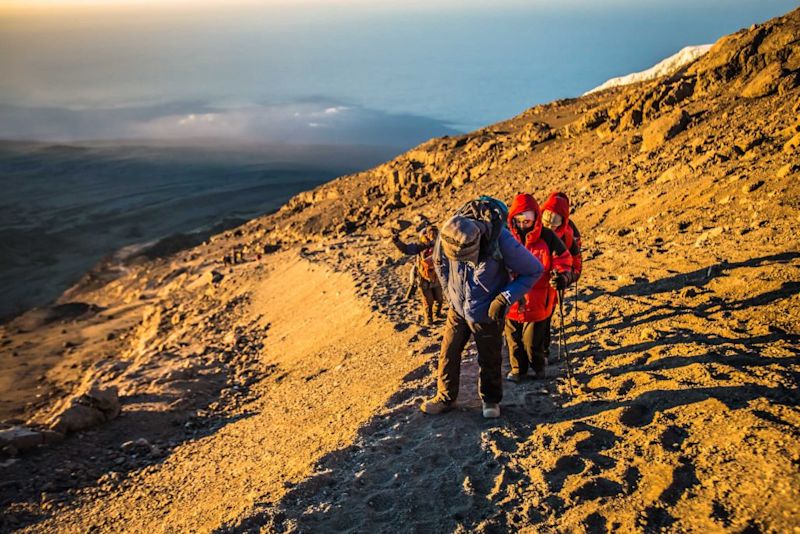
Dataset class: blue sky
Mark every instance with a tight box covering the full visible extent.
[0,0,796,144]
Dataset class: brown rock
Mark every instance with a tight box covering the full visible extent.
[741,180,765,193]
[657,163,693,184]
[784,133,800,153]
[776,163,799,178]
[46,385,121,435]
[741,62,786,98]
[641,109,690,151]
[0,427,44,451]
[47,404,107,435]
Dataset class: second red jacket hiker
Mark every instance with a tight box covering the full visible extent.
[541,191,583,282]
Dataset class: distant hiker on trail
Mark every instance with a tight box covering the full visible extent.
[420,197,543,419]
[541,191,583,286]
[504,193,574,382]
[391,225,444,325]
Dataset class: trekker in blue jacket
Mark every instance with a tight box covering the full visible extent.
[420,207,543,418]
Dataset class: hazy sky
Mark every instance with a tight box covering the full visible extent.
[0,0,796,144]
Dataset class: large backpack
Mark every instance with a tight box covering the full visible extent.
[417,247,437,282]
[455,195,508,261]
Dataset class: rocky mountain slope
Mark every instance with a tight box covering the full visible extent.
[1,7,799,534]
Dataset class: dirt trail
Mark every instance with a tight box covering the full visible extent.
[12,252,432,532]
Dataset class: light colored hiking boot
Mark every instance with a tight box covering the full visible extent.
[482,402,501,419]
[505,372,522,383]
[420,397,453,415]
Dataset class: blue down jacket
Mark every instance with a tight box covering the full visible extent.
[433,226,543,323]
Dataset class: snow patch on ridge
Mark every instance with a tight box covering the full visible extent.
[585,44,713,95]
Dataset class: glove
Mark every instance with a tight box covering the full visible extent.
[488,293,510,322]
[549,272,568,290]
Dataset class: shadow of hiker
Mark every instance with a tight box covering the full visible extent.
[576,329,800,379]
[572,277,800,338]
[611,251,800,298]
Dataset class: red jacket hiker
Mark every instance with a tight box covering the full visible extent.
[541,191,583,281]
[506,193,573,323]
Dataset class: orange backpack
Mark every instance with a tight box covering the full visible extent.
[417,248,437,282]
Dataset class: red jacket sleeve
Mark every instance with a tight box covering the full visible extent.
[552,248,573,274]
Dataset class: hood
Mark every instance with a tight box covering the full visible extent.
[541,191,570,235]
[507,193,542,244]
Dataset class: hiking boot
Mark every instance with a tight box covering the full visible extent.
[505,372,523,383]
[420,397,453,415]
[482,402,501,419]
[533,369,547,380]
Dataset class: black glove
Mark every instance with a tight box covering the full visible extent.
[549,272,568,290]
[488,293,510,322]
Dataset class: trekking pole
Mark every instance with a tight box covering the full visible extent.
[557,288,575,396]
[574,277,578,325]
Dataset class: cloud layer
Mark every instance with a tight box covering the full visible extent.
[0,100,461,147]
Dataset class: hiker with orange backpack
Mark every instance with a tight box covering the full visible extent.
[504,193,574,381]
[391,225,444,325]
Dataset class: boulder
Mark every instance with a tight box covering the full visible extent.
[694,227,725,247]
[641,109,690,151]
[0,426,44,451]
[776,163,799,178]
[741,62,785,98]
[784,133,800,153]
[519,122,554,145]
[741,180,765,193]
[46,385,121,435]
[656,163,693,184]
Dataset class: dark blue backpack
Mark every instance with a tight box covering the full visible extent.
[455,195,508,262]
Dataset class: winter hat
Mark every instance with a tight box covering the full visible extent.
[440,215,482,265]
[419,225,438,244]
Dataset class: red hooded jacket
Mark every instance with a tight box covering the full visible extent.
[541,191,583,279]
[506,193,573,323]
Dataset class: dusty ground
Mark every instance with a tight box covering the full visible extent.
[1,7,799,534]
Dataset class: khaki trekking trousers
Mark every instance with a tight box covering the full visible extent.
[420,282,443,322]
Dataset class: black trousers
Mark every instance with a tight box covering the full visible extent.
[435,309,503,404]
[504,316,551,375]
